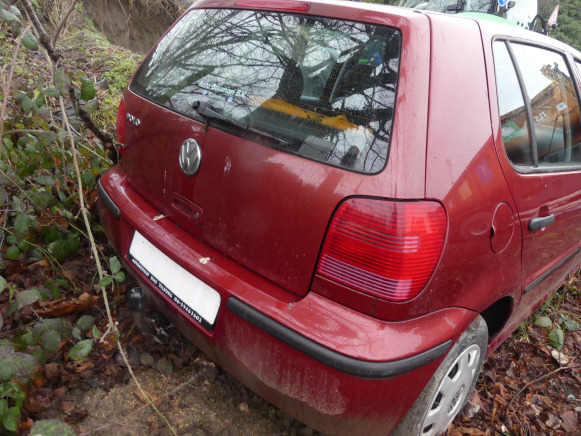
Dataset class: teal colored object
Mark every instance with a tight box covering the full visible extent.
[458,12,519,26]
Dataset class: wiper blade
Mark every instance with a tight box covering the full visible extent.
[192,100,287,145]
[193,100,246,129]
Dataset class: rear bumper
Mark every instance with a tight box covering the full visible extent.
[97,165,478,436]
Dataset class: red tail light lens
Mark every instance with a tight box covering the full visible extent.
[317,198,446,302]
[116,97,126,145]
[234,0,310,11]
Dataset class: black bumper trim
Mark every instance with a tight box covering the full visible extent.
[97,178,121,220]
[227,297,452,379]
[524,247,579,294]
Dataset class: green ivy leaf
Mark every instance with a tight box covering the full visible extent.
[79,76,96,101]
[2,406,19,432]
[114,271,125,283]
[41,330,61,353]
[38,131,57,146]
[13,213,32,241]
[98,275,114,287]
[9,6,22,21]
[0,382,26,408]
[21,95,36,114]
[43,87,61,97]
[0,8,18,23]
[562,317,579,332]
[0,362,14,381]
[72,327,81,341]
[77,315,96,332]
[35,175,56,186]
[20,329,41,346]
[0,276,6,293]
[534,316,553,328]
[54,68,67,95]
[21,30,39,51]
[15,288,41,309]
[36,91,46,107]
[81,171,95,189]
[109,256,122,274]
[34,318,72,337]
[5,245,19,260]
[549,327,565,350]
[92,325,101,339]
[29,348,48,366]
[30,419,76,436]
[68,339,92,361]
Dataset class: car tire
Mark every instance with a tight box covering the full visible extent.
[391,315,488,436]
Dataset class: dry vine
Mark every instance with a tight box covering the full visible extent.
[17,1,177,434]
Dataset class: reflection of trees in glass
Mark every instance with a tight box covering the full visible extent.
[131,9,401,174]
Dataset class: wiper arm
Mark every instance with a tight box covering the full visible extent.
[193,100,247,129]
[192,100,287,145]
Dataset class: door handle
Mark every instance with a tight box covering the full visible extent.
[529,214,555,231]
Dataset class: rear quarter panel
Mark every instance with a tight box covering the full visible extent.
[379,14,523,321]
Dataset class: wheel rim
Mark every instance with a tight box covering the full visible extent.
[419,344,481,436]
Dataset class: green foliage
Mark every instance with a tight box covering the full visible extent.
[540,0,581,51]
[534,301,579,350]
[68,339,92,360]
[98,256,125,286]
[0,2,133,432]
[0,3,39,51]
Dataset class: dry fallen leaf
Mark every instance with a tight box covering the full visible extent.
[560,410,579,432]
[36,292,98,316]
[551,349,570,366]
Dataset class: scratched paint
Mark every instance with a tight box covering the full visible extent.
[224,156,232,175]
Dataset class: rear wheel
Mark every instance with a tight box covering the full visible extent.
[392,315,488,436]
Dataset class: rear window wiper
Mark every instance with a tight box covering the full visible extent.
[192,100,288,146]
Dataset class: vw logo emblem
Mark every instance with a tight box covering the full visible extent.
[179,139,202,177]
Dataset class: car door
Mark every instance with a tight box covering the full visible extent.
[492,40,581,313]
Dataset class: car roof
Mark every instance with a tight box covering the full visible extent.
[188,0,580,58]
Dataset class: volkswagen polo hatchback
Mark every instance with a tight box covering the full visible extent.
[97,1,581,434]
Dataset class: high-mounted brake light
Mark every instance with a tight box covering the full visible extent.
[317,198,446,302]
[234,0,310,11]
[116,97,126,146]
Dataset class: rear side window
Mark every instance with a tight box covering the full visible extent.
[493,41,532,165]
[130,9,402,174]
[493,41,581,168]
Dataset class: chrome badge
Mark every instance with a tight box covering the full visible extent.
[179,139,202,177]
[126,112,141,127]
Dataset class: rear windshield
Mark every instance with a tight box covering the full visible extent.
[130,9,401,174]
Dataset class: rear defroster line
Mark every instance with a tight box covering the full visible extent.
[227,297,452,379]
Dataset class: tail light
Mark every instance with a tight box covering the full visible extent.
[316,198,446,302]
[234,0,310,11]
[116,97,126,146]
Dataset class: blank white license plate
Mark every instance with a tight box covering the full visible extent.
[129,231,221,329]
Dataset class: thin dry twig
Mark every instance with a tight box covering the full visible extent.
[19,3,176,434]
[505,362,581,415]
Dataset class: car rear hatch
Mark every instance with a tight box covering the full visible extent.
[119,3,426,296]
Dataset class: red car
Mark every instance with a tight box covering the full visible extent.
[97,1,581,434]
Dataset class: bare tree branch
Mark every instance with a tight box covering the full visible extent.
[21,0,117,161]
[51,0,79,47]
